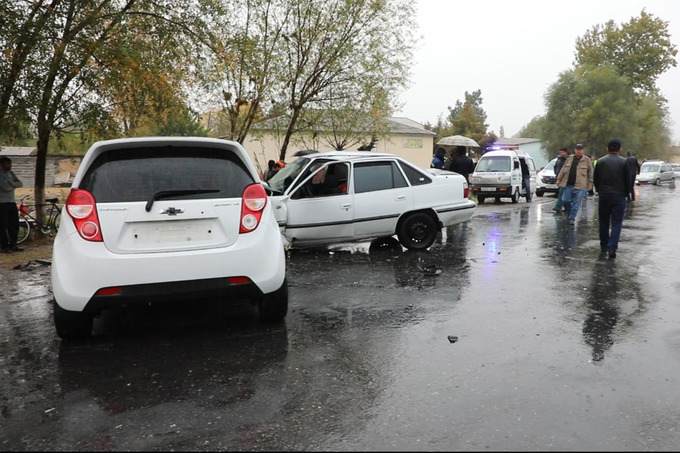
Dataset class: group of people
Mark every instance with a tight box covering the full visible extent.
[431,146,475,182]
[263,159,286,181]
[432,139,637,260]
[0,156,24,253]
[552,140,636,259]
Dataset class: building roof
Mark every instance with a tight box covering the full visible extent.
[0,146,37,156]
[387,117,435,136]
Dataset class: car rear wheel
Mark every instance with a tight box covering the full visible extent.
[536,189,544,197]
[397,212,437,250]
[655,178,660,185]
[258,279,288,322]
[53,301,93,339]
[477,196,485,204]
[511,188,520,203]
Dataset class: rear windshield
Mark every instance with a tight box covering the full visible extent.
[476,156,511,172]
[79,146,254,203]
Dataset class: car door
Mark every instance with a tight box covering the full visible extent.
[275,161,354,246]
[351,159,413,238]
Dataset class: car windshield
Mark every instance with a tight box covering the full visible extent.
[267,157,314,193]
[476,156,511,172]
[641,165,660,173]
[543,159,556,171]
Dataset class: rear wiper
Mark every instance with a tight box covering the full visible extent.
[145,189,220,212]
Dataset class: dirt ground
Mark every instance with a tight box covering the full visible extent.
[1,187,70,270]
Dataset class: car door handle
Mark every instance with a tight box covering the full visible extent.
[395,195,406,201]
[341,203,352,210]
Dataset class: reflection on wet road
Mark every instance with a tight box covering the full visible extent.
[2,183,680,450]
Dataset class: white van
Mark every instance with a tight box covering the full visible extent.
[469,150,536,204]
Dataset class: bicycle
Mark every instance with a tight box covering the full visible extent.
[17,195,62,244]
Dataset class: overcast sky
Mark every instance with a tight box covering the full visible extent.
[394,0,680,145]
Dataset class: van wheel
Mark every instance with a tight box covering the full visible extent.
[53,301,93,339]
[258,279,288,322]
[654,178,660,185]
[511,188,520,203]
[477,196,485,204]
[397,212,437,250]
[536,189,544,197]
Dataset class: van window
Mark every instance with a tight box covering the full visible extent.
[476,156,511,172]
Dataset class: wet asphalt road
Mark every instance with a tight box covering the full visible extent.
[2,183,680,451]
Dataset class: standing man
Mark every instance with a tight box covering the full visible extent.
[556,143,593,226]
[448,146,475,183]
[431,147,446,169]
[519,157,532,202]
[594,139,630,259]
[625,151,640,201]
[0,156,24,253]
[552,147,569,213]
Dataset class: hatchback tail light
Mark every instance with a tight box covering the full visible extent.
[240,183,267,233]
[66,189,103,242]
[464,181,469,199]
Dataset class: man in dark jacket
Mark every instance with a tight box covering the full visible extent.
[625,151,640,201]
[448,146,475,183]
[593,139,630,259]
[552,148,569,213]
[431,147,446,169]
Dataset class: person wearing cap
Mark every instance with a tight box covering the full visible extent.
[593,139,630,259]
[555,143,594,225]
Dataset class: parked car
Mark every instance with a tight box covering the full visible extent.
[51,137,288,339]
[265,151,476,250]
[535,158,558,197]
[671,163,680,179]
[469,150,537,203]
[635,160,675,185]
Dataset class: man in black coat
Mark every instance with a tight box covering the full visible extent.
[625,151,640,201]
[594,139,630,259]
[448,146,475,183]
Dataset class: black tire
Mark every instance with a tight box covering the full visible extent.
[17,217,30,244]
[477,196,485,204]
[511,188,520,204]
[53,301,93,339]
[536,189,544,197]
[51,211,61,234]
[655,178,660,186]
[397,212,437,250]
[258,278,288,322]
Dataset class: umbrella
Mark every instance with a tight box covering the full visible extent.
[437,135,480,148]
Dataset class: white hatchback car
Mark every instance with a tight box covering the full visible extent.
[51,137,287,338]
[266,151,476,250]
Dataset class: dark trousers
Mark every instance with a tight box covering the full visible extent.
[597,193,626,253]
[0,202,20,248]
[628,176,637,200]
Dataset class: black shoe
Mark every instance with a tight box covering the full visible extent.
[601,247,607,253]
[1,247,11,253]
[608,252,616,259]
[9,246,23,252]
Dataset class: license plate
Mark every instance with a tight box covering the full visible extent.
[481,187,496,191]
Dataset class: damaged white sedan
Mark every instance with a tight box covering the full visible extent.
[266,151,476,250]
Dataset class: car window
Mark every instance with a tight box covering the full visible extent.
[641,165,660,173]
[79,146,253,203]
[476,156,511,172]
[291,162,350,199]
[354,161,408,193]
[399,161,432,186]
